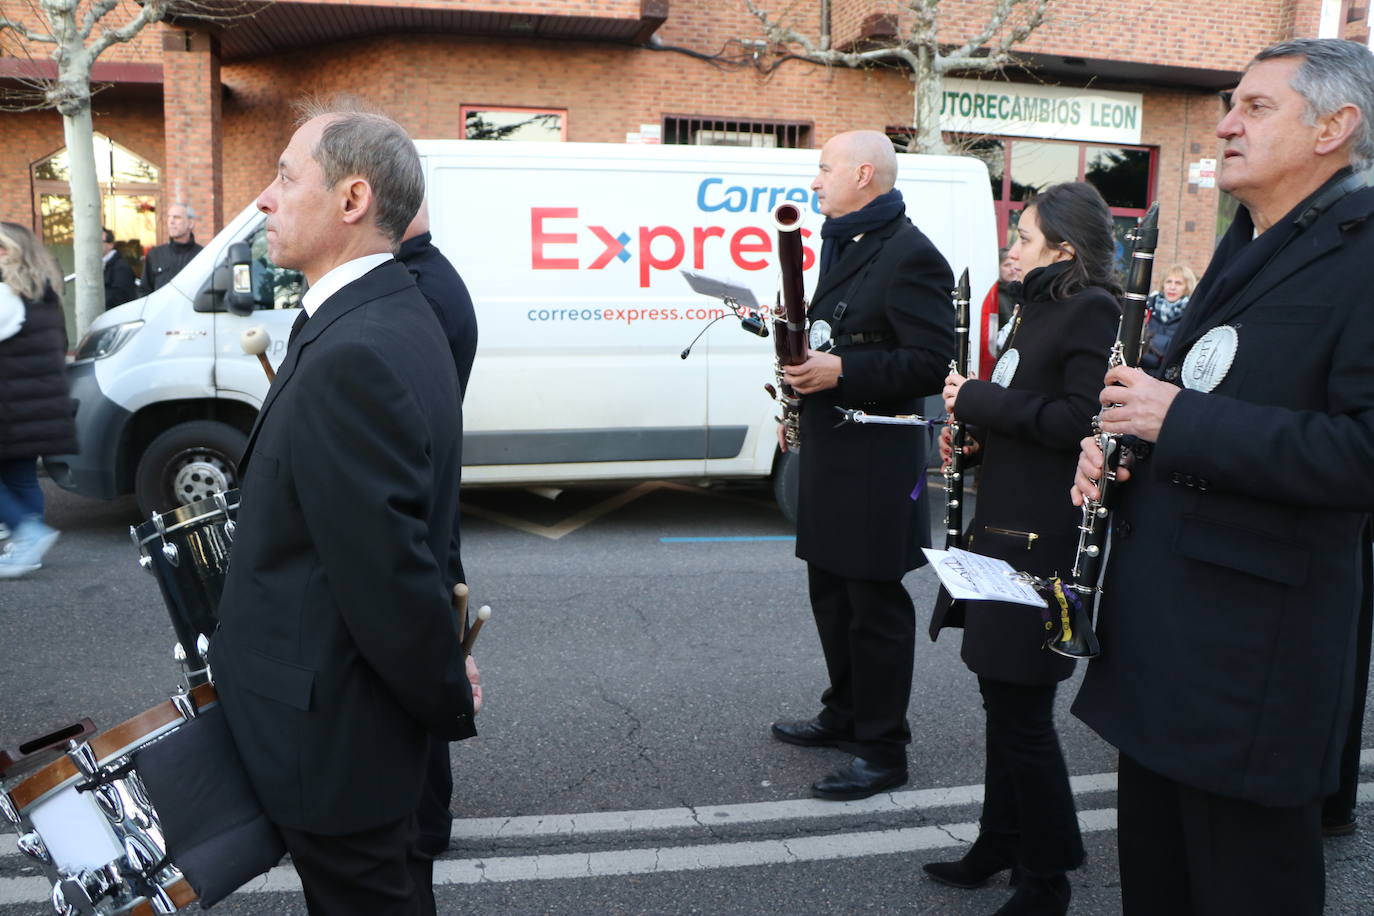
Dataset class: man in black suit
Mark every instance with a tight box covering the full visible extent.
[101,228,137,309]
[211,103,480,915]
[1071,38,1374,915]
[397,199,479,874]
[770,130,955,800]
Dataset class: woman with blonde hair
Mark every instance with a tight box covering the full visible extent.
[0,221,76,577]
[1140,263,1197,371]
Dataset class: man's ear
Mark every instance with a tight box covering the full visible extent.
[339,177,374,226]
[1315,104,1362,157]
[855,162,875,190]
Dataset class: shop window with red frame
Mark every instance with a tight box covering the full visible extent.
[459,106,566,141]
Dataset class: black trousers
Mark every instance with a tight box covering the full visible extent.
[1117,753,1324,916]
[977,677,1083,875]
[808,563,915,768]
[417,735,454,856]
[281,814,437,916]
[1324,528,1372,826]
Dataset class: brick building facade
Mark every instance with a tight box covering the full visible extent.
[1,0,1371,285]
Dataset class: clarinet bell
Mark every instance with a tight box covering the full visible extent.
[1045,597,1101,659]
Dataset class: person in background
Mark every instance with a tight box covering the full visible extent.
[926,182,1121,916]
[0,221,77,578]
[397,198,480,879]
[1139,263,1196,372]
[102,227,138,309]
[141,202,203,292]
[977,248,1018,379]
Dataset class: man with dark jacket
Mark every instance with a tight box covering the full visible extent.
[1072,38,1374,915]
[397,198,479,876]
[211,104,480,915]
[769,130,955,800]
[101,228,137,309]
[141,202,202,292]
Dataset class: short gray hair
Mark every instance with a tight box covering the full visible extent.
[169,202,196,221]
[294,97,424,245]
[1254,38,1374,171]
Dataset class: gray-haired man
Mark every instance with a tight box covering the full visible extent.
[1071,38,1374,915]
[141,202,202,291]
[211,104,481,915]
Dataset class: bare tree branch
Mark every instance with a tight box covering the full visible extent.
[89,0,170,57]
[0,16,58,43]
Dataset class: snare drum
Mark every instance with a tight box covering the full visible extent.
[2,686,216,915]
[131,491,240,667]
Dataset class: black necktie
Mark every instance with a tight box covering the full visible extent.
[287,309,309,346]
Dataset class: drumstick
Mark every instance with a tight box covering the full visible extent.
[461,606,491,655]
[451,582,469,621]
[240,325,276,382]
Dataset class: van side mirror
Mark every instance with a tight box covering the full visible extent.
[223,241,255,316]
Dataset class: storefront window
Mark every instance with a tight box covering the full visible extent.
[958,135,1156,276]
[460,107,566,141]
[1086,147,1151,210]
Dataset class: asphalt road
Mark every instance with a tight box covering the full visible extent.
[0,478,1370,915]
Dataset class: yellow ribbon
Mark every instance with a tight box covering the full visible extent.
[1052,578,1072,643]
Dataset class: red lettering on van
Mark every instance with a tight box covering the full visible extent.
[531,207,579,269]
[639,226,684,287]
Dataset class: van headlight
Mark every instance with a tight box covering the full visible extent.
[74,320,144,362]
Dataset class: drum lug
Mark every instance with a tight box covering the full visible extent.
[66,740,99,779]
[214,491,236,541]
[171,691,199,720]
[0,790,18,825]
[148,884,178,915]
[49,881,79,916]
[160,541,179,567]
[94,783,125,824]
[17,830,51,866]
[122,834,160,876]
[138,554,154,572]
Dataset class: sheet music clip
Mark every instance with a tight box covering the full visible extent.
[680,270,767,338]
[833,407,930,427]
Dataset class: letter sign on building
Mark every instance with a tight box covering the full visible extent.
[940,78,1143,146]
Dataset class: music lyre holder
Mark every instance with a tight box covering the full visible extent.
[679,270,768,339]
[833,407,931,427]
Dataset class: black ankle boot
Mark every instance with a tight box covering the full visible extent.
[990,872,1070,916]
[922,832,1019,890]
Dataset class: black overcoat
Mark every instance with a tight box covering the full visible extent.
[795,213,955,581]
[1073,178,1374,807]
[211,260,474,835]
[0,283,77,459]
[931,264,1120,684]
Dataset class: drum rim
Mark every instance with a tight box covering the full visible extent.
[6,683,217,812]
[133,490,241,545]
[114,875,199,915]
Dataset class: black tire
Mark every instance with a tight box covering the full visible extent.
[771,448,800,527]
[135,420,248,517]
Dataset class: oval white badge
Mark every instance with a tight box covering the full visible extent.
[1181,325,1238,392]
[809,319,833,351]
[991,348,1020,388]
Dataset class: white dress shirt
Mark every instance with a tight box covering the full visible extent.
[300,252,393,317]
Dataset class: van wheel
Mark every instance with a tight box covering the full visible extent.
[135,420,248,517]
[771,448,799,526]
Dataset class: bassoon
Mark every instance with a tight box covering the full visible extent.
[767,202,809,449]
[1048,202,1160,659]
[943,269,971,549]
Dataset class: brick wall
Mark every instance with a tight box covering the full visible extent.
[0,0,165,66]
[161,27,223,232]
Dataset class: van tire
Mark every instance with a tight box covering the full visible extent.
[771,448,799,526]
[135,420,248,517]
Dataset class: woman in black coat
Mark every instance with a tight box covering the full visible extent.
[0,221,76,578]
[923,183,1121,916]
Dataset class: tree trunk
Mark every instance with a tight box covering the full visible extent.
[911,47,947,155]
[63,102,103,338]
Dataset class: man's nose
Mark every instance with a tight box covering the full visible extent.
[1216,109,1240,138]
[256,187,275,213]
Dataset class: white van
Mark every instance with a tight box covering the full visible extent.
[46,142,996,518]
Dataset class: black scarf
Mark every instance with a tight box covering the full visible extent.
[1167,167,1362,361]
[1016,259,1075,305]
[819,189,905,278]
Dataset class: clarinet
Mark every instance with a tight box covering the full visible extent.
[1049,202,1160,659]
[767,202,809,449]
[943,268,971,549]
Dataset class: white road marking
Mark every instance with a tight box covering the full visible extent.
[0,772,1367,905]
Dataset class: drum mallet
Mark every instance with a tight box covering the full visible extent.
[240,325,275,382]
[452,582,492,653]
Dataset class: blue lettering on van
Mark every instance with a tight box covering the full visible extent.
[697,178,820,214]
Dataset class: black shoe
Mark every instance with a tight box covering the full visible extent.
[770,717,848,748]
[922,832,1020,889]
[811,757,907,801]
[991,873,1070,916]
[1323,815,1358,837]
